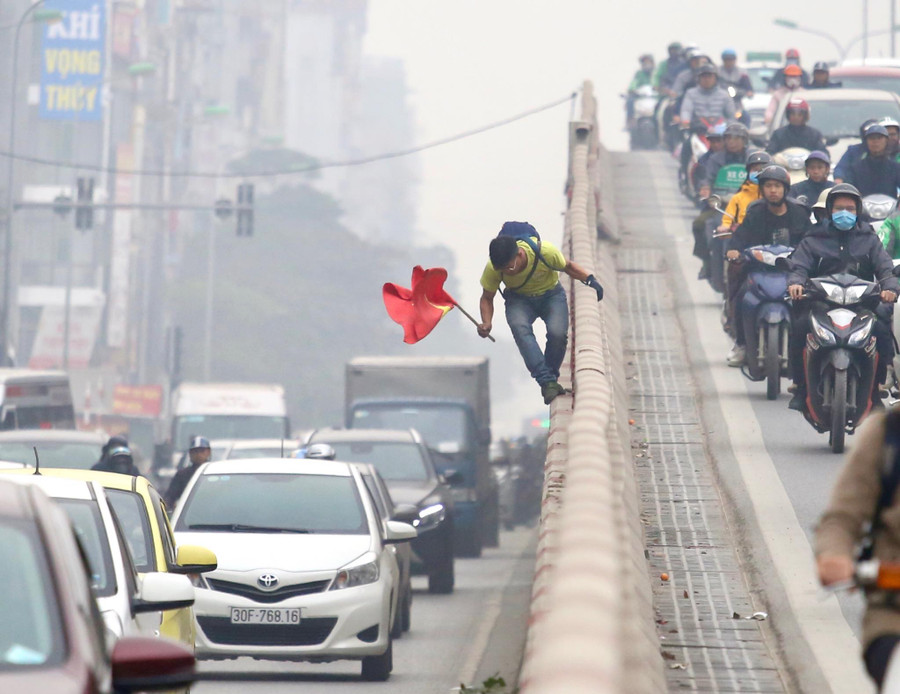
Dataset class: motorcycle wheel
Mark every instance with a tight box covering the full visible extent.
[830,370,847,454]
[765,324,781,400]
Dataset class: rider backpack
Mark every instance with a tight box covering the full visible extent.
[859,409,900,562]
[497,221,555,295]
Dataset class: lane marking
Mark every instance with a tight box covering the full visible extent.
[645,154,873,693]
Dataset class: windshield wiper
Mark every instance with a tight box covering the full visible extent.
[187,523,311,534]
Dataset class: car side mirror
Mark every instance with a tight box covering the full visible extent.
[392,503,419,524]
[442,469,465,486]
[132,572,194,614]
[111,636,196,692]
[171,545,217,574]
[384,520,417,543]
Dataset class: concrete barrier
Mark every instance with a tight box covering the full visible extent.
[519,81,663,694]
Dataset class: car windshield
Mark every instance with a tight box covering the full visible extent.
[794,98,900,137]
[835,74,900,94]
[57,499,117,597]
[0,441,100,468]
[324,442,429,481]
[173,415,287,444]
[350,405,468,453]
[176,473,368,534]
[746,66,777,93]
[0,520,64,669]
[106,489,156,573]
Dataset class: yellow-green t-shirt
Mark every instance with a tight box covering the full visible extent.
[480,239,567,297]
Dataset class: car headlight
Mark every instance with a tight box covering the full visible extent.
[810,314,837,345]
[414,503,446,531]
[848,318,875,347]
[330,553,380,590]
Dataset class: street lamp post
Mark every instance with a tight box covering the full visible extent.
[774,17,900,62]
[3,1,63,365]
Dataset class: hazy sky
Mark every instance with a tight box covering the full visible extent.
[364,0,893,308]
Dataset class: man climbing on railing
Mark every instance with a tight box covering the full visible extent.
[476,221,603,405]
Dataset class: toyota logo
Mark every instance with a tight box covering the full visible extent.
[257,573,279,589]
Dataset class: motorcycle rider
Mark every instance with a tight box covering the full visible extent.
[769,48,810,90]
[882,116,900,158]
[679,65,736,185]
[165,436,212,507]
[808,61,841,89]
[765,64,805,124]
[765,98,827,154]
[719,151,773,230]
[718,48,753,123]
[788,151,833,207]
[843,124,900,198]
[671,50,710,102]
[725,166,811,365]
[626,54,656,126]
[815,406,900,689]
[691,124,727,277]
[834,118,881,182]
[698,122,753,201]
[786,183,899,410]
[92,445,140,476]
[654,41,686,95]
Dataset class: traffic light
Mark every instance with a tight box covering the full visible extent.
[75,177,94,230]
[236,183,254,236]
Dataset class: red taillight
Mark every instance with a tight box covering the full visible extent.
[877,563,900,590]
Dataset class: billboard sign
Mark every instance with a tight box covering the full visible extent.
[40,0,106,121]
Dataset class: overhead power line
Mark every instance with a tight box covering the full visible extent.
[0,91,578,179]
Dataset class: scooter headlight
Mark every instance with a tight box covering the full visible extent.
[819,281,844,303]
[809,314,837,345]
[843,285,868,304]
[848,317,875,347]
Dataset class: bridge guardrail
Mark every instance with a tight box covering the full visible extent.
[519,80,663,694]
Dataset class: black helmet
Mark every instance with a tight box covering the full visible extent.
[859,118,880,139]
[813,61,830,72]
[825,183,862,216]
[745,151,773,170]
[724,122,749,141]
[697,63,718,77]
[757,165,791,194]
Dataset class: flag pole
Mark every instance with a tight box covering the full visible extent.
[453,302,496,342]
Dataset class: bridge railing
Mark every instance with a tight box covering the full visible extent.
[519,80,663,694]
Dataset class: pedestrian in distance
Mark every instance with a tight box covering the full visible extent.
[164,435,212,508]
[477,221,603,405]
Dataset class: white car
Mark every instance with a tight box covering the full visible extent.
[171,459,416,681]
[0,474,194,644]
[765,88,900,165]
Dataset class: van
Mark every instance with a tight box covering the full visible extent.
[0,369,76,430]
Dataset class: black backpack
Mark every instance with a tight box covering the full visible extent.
[497,222,556,295]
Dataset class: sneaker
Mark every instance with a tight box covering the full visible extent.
[726,344,746,367]
[541,381,566,405]
[788,390,806,411]
[787,383,798,394]
[697,264,709,280]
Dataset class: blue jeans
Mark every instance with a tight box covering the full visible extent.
[504,284,569,386]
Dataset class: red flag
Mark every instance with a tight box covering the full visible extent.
[383,266,456,344]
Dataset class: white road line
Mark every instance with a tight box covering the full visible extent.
[646,155,873,694]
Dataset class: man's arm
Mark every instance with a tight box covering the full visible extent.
[477,289,495,338]
[563,260,604,300]
[679,88,694,124]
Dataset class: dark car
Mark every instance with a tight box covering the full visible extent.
[0,478,196,693]
[306,428,457,594]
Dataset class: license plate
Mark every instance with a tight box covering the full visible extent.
[230,607,301,625]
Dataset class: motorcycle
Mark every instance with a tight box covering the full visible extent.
[772,147,811,186]
[703,165,747,295]
[866,194,898,238]
[739,244,793,399]
[626,85,660,150]
[678,117,723,199]
[799,273,882,453]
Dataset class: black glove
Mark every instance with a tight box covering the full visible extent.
[583,274,604,301]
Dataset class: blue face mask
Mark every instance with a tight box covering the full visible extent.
[832,210,857,230]
[748,171,759,184]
